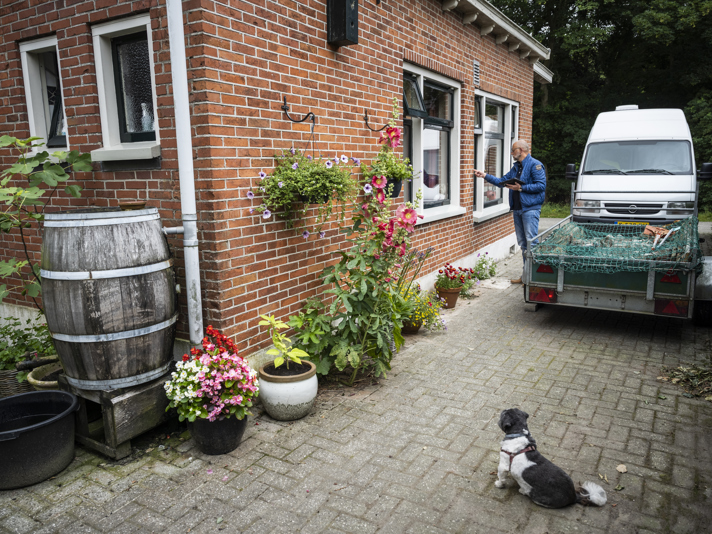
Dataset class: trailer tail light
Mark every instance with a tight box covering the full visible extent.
[536,264,554,274]
[529,286,557,303]
[660,271,681,284]
[654,299,689,317]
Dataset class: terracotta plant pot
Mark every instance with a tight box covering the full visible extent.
[401,321,422,335]
[258,360,318,421]
[436,286,461,309]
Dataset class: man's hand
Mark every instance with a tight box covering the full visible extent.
[505,184,522,191]
[474,169,486,178]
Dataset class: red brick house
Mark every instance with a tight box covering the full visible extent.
[0,0,552,356]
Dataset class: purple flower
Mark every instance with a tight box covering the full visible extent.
[307,155,312,160]
[278,181,284,188]
[263,209,271,219]
[292,162,298,170]
[340,155,348,163]
[247,191,254,199]
[302,230,310,239]
[319,231,325,238]
[258,171,267,179]
[260,187,265,192]
[249,208,254,214]
[290,147,296,155]
[363,184,373,194]
[325,160,333,169]
[334,156,339,163]
[352,157,360,166]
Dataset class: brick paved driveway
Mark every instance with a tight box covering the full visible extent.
[2,255,712,534]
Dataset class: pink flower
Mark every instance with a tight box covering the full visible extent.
[396,205,418,230]
[397,242,406,256]
[375,189,386,204]
[372,175,388,189]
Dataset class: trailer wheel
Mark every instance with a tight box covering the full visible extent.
[694,300,712,326]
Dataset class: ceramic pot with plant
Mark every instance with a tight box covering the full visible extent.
[164,326,258,455]
[361,98,414,199]
[435,264,478,309]
[258,314,317,421]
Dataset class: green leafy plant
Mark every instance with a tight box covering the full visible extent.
[399,284,446,332]
[288,179,424,385]
[361,98,414,187]
[0,316,55,382]
[248,148,358,236]
[0,136,91,309]
[259,314,309,369]
[472,252,497,280]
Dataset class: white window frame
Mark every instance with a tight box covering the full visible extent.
[404,63,466,225]
[19,36,69,151]
[473,90,519,223]
[91,14,160,162]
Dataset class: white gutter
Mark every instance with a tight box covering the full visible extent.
[533,62,554,84]
[166,0,204,346]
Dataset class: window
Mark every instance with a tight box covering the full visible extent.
[91,15,160,162]
[403,65,463,222]
[19,37,67,149]
[473,91,519,221]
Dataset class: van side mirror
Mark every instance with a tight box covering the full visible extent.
[565,164,578,180]
[700,162,712,181]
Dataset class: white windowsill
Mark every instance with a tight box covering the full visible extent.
[91,141,161,162]
[473,203,511,223]
[417,204,467,225]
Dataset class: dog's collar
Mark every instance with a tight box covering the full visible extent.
[504,432,528,439]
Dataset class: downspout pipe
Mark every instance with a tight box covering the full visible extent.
[166,0,204,346]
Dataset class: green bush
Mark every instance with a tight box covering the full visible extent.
[0,316,55,381]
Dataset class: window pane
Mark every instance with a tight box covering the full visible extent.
[423,128,449,207]
[403,122,412,202]
[474,97,482,130]
[403,77,425,116]
[511,106,517,138]
[484,138,503,205]
[39,51,65,142]
[115,34,154,135]
[485,103,503,133]
[423,84,451,121]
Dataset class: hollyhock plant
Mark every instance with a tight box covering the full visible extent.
[164,326,259,423]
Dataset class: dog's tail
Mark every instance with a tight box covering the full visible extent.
[576,481,607,506]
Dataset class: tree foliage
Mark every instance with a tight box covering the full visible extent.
[490,0,712,206]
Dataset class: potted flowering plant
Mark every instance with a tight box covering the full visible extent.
[435,264,478,308]
[399,284,447,335]
[257,314,317,421]
[248,148,358,237]
[164,326,258,455]
[361,98,414,198]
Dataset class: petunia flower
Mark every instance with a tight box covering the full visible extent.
[302,230,310,239]
[258,171,267,179]
[263,209,271,219]
[290,147,296,155]
[249,208,254,214]
[319,231,326,238]
[292,162,298,170]
[340,155,348,163]
[278,181,284,188]
[325,160,333,169]
[247,191,255,199]
[352,157,360,166]
[363,184,373,194]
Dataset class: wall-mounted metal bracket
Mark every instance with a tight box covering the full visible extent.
[363,108,388,132]
[282,97,316,126]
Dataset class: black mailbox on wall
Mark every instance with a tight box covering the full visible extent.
[327,0,359,47]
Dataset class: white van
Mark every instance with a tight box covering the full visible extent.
[567,106,705,224]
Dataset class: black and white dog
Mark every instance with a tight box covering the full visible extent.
[495,408,607,508]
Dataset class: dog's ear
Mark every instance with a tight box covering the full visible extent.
[521,410,529,420]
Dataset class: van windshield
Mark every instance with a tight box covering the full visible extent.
[582,140,692,175]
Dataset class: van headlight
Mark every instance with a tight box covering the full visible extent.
[573,200,600,215]
[667,201,694,215]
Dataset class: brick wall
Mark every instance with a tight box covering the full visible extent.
[0,0,535,354]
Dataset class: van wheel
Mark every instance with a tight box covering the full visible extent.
[694,300,712,326]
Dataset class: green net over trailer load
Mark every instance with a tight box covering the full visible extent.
[532,216,702,274]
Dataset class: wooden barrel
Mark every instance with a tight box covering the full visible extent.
[40,208,176,390]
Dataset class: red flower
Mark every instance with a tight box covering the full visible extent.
[182,354,189,362]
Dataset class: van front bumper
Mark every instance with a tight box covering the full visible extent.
[572,215,686,225]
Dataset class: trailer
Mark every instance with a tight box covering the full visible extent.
[523,187,711,322]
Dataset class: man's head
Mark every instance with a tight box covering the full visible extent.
[511,140,530,163]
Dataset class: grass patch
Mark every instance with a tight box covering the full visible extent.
[541,203,571,218]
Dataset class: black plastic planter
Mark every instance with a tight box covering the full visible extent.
[388,179,402,198]
[189,416,248,455]
[0,390,79,490]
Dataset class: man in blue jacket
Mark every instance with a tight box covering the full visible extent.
[475,140,546,284]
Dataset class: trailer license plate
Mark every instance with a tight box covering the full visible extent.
[616,221,649,225]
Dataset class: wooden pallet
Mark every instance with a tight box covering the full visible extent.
[58,371,173,459]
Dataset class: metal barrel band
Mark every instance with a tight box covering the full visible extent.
[44,212,160,227]
[41,259,173,281]
[45,208,157,221]
[64,362,172,391]
[51,314,177,343]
